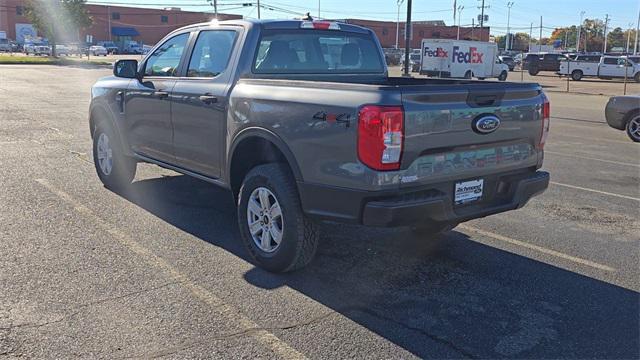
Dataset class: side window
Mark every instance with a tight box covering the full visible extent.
[602,57,618,65]
[144,33,189,77]
[187,30,237,78]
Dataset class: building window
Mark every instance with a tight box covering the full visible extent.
[161,15,168,23]
[16,6,23,16]
[382,28,388,36]
[111,12,120,20]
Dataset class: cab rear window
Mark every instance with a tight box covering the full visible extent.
[253,29,384,74]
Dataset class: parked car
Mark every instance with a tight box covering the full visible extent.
[24,43,51,56]
[605,95,640,142]
[89,45,108,56]
[55,44,71,56]
[97,41,119,54]
[401,52,421,72]
[523,52,568,75]
[122,41,143,54]
[0,38,10,52]
[142,44,153,55]
[498,55,516,71]
[558,56,640,82]
[90,19,550,272]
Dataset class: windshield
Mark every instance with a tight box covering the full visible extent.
[253,29,384,74]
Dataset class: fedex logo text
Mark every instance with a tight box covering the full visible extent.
[452,46,484,64]
[423,46,448,58]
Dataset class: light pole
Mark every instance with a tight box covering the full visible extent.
[627,22,634,53]
[576,11,585,52]
[603,14,609,53]
[506,2,514,51]
[396,0,404,49]
[635,5,640,54]
[457,5,464,40]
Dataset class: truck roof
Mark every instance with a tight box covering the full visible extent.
[170,18,371,35]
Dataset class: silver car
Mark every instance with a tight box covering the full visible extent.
[605,95,640,142]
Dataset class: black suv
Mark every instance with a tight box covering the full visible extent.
[523,53,568,75]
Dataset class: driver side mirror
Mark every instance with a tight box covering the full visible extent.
[114,59,139,79]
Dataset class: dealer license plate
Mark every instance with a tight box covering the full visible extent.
[454,179,484,205]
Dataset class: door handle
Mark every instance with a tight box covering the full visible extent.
[199,94,218,104]
[153,90,169,99]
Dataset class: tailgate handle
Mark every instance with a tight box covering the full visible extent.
[470,95,498,107]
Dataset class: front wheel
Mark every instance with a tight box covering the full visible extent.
[498,71,508,81]
[237,164,319,272]
[92,121,136,189]
[634,72,640,83]
[626,113,640,142]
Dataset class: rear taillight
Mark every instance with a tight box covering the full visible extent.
[358,105,404,171]
[539,95,550,149]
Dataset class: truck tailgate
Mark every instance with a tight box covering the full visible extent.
[397,82,544,187]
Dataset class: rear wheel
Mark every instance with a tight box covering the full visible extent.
[528,66,539,76]
[571,70,583,81]
[237,163,319,272]
[634,72,640,83]
[464,71,472,79]
[625,113,640,142]
[498,71,508,81]
[92,121,136,189]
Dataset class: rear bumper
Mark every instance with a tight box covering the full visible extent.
[299,170,549,227]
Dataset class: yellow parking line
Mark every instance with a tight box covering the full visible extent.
[550,181,640,202]
[34,178,306,360]
[545,150,640,168]
[458,224,616,272]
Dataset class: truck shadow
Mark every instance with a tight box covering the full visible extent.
[116,174,639,359]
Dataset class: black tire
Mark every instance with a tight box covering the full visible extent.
[464,71,472,79]
[411,221,458,238]
[625,113,640,142]
[571,70,583,81]
[237,163,319,273]
[92,120,136,189]
[498,71,508,81]
[528,67,539,76]
[634,72,640,83]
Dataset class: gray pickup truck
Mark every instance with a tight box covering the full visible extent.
[89,19,550,272]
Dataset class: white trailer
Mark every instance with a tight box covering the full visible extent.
[419,39,509,81]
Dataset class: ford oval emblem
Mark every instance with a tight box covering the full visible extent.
[472,115,501,134]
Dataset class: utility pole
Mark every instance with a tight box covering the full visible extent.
[529,22,533,52]
[318,0,321,18]
[457,5,464,40]
[403,0,412,77]
[539,16,543,52]
[635,6,639,54]
[213,0,218,18]
[257,0,261,19]
[396,0,404,49]
[603,14,609,53]
[471,18,475,40]
[479,0,486,40]
[506,2,514,51]
[576,11,585,52]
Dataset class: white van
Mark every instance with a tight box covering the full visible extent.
[420,39,509,81]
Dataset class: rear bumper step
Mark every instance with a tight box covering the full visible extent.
[299,171,549,227]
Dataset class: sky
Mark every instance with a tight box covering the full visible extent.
[85,0,640,37]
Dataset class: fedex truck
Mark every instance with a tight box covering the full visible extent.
[420,39,509,81]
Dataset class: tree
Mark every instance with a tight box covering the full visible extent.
[496,32,533,51]
[550,25,578,50]
[606,27,625,51]
[24,0,92,57]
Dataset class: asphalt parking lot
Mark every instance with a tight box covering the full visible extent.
[0,65,638,358]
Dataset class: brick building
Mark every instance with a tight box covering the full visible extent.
[342,19,490,48]
[0,0,241,44]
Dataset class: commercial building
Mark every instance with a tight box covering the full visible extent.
[0,0,241,44]
[342,19,490,49]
